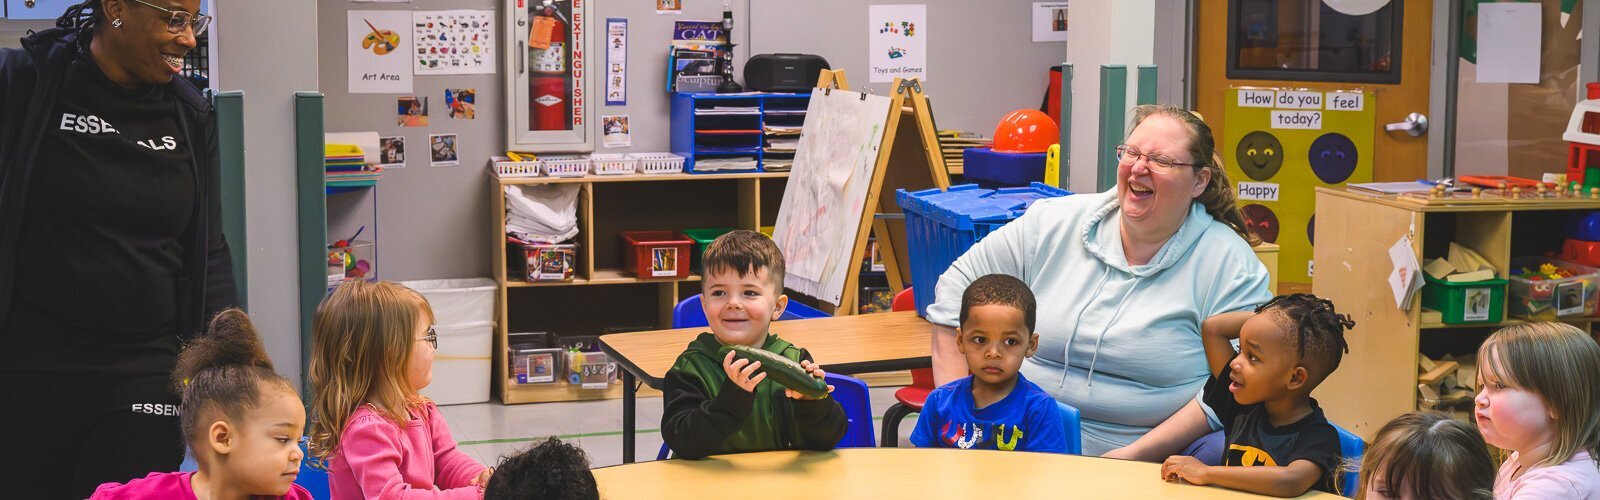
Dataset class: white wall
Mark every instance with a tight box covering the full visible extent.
[1065,0,1157,194]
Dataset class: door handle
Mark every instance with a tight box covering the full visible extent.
[1384,113,1429,137]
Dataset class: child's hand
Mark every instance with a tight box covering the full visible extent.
[786,360,836,400]
[1160,455,1210,485]
[723,351,767,393]
[469,467,493,489]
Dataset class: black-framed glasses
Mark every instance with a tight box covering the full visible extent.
[128,0,211,37]
[419,327,438,349]
[1114,144,1195,173]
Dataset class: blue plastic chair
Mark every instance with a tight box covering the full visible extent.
[295,439,330,499]
[657,372,874,459]
[1056,400,1083,455]
[671,294,830,329]
[1334,424,1365,498]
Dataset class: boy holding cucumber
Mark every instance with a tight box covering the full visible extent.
[910,274,1069,453]
[660,231,848,459]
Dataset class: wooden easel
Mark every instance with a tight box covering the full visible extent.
[806,70,951,315]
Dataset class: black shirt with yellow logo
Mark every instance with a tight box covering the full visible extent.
[1203,364,1341,494]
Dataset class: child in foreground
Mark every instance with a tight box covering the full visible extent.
[1474,322,1600,498]
[484,437,599,500]
[92,309,312,500]
[1356,411,1494,500]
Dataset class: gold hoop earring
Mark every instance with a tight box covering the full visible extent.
[112,18,123,28]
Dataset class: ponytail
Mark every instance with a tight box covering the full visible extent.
[56,0,101,30]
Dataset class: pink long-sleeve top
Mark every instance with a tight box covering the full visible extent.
[328,402,487,500]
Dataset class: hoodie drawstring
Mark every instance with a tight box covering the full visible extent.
[1085,277,1143,387]
[1061,266,1112,388]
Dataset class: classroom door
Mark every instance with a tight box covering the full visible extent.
[1194,0,1432,284]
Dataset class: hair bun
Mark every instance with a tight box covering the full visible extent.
[172,308,274,391]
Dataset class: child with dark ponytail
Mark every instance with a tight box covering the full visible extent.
[90,309,313,499]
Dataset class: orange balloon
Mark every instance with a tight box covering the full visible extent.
[992,109,1059,153]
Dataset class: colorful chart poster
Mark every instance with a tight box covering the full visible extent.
[868,5,926,83]
[348,11,413,94]
[605,18,628,106]
[1224,87,1376,283]
[413,10,496,75]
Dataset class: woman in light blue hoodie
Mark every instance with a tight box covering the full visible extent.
[927,105,1272,456]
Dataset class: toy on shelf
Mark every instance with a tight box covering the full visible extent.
[1508,256,1600,320]
[327,226,375,285]
[1564,82,1600,191]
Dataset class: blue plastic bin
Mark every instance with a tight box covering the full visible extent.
[896,182,1072,316]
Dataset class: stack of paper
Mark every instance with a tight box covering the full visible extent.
[937,130,989,171]
[695,106,761,116]
[693,157,758,172]
[325,144,382,185]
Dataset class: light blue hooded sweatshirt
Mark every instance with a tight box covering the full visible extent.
[927,190,1272,455]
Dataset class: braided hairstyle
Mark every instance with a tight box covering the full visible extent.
[56,0,103,30]
[1255,293,1354,380]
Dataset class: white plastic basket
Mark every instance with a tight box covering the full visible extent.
[541,155,590,178]
[589,154,638,176]
[628,152,685,175]
[490,156,542,178]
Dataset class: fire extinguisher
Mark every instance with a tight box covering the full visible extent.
[529,2,570,131]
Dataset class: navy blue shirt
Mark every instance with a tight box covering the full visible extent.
[1203,364,1341,494]
[910,373,1068,453]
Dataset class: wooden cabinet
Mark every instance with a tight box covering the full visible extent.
[1313,187,1599,439]
[490,172,793,404]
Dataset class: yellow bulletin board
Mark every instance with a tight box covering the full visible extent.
[1224,87,1374,283]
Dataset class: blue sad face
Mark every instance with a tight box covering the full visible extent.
[1235,131,1284,181]
[1308,133,1358,184]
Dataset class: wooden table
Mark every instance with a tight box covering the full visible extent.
[599,311,933,463]
[591,448,1343,499]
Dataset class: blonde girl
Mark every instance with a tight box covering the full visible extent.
[1476,322,1600,498]
[310,281,490,499]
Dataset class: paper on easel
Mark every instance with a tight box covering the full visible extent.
[1388,234,1423,309]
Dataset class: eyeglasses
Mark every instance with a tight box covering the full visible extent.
[419,327,438,349]
[128,0,212,37]
[1114,144,1195,173]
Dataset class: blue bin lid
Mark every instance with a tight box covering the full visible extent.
[896,182,1071,231]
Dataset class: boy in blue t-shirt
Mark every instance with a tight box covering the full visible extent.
[910,274,1068,453]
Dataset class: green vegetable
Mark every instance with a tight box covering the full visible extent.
[719,344,829,399]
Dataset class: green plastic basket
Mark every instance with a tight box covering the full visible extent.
[1421,275,1507,324]
[680,228,738,274]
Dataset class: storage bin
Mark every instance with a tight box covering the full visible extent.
[509,346,563,385]
[400,278,498,405]
[629,152,685,174]
[1508,257,1600,320]
[490,156,542,178]
[566,350,617,389]
[896,182,1072,315]
[620,230,693,279]
[680,228,737,274]
[326,240,375,285]
[1421,275,1507,324]
[541,155,590,177]
[512,242,577,282]
[590,154,637,176]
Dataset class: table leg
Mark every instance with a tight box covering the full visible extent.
[623,370,636,464]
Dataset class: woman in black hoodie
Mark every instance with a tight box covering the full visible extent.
[0,1,235,497]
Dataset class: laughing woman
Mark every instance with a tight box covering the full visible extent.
[926,105,1271,456]
[0,1,235,497]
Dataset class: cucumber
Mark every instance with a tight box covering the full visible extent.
[719,344,829,399]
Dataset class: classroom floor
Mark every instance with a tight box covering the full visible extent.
[438,386,920,468]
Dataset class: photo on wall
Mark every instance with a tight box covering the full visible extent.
[446,88,476,119]
[398,96,429,127]
[429,133,459,167]
[379,136,406,168]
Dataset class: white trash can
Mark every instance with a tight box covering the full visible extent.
[401,278,497,405]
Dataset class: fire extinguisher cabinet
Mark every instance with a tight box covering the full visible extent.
[505,0,594,152]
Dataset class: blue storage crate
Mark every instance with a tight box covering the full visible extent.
[896,182,1071,316]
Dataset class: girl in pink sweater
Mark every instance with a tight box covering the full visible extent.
[1475,322,1600,499]
[309,281,492,499]
[92,309,313,500]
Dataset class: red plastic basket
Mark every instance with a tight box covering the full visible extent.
[619,231,693,279]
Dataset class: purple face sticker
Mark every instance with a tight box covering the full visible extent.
[1308,133,1357,184]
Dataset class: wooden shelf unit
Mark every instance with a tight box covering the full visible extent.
[491,172,791,404]
[1313,187,1600,440]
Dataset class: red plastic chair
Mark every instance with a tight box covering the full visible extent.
[881,287,935,447]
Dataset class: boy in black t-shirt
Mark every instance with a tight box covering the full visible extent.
[1161,293,1354,497]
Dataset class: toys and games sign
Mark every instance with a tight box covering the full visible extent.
[868,5,926,83]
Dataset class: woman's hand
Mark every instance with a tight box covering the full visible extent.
[722,351,767,393]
